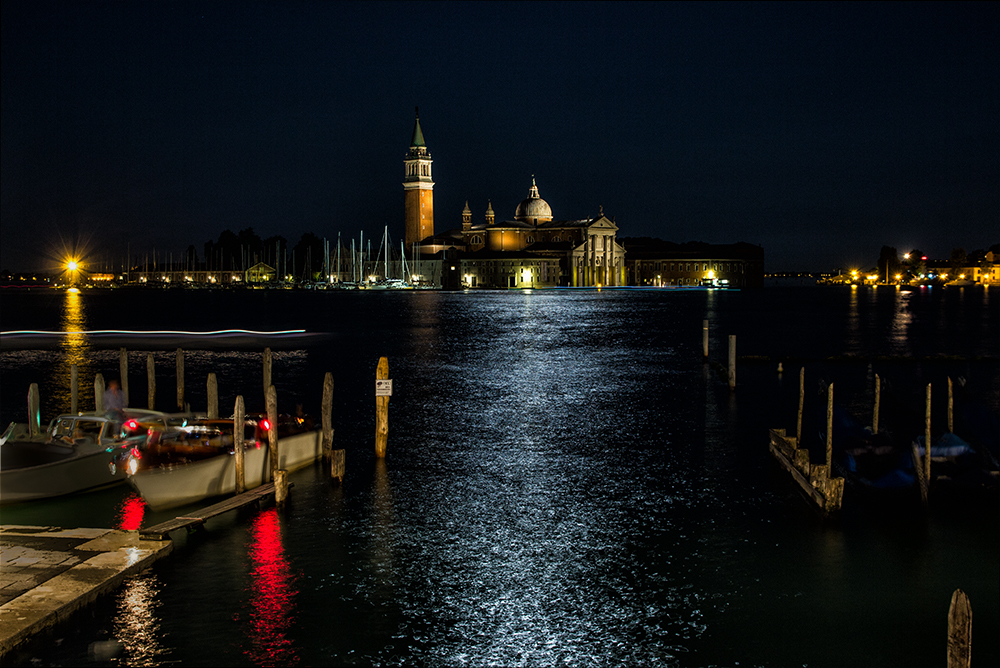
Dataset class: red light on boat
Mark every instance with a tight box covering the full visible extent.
[131,447,142,458]
[125,419,139,430]
[260,419,271,431]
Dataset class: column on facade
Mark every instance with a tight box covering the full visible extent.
[587,234,597,285]
[602,235,607,285]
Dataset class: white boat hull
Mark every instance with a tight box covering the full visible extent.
[1,444,127,504]
[129,430,323,511]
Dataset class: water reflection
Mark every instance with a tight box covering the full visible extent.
[244,508,299,666]
[58,289,92,413]
[115,492,147,531]
[846,284,860,353]
[890,288,912,355]
[111,572,169,664]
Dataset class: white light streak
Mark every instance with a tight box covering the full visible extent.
[1,328,307,336]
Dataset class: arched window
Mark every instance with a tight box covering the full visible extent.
[471,235,483,245]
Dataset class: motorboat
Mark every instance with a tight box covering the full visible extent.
[0,409,170,504]
[121,413,322,511]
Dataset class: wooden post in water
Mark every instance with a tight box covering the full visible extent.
[147,353,156,410]
[702,319,709,359]
[330,449,346,483]
[825,382,834,469]
[234,395,246,494]
[913,442,929,506]
[95,374,105,413]
[274,469,288,504]
[375,356,389,458]
[873,374,881,435]
[796,367,805,444]
[947,589,972,668]
[322,372,334,460]
[119,348,129,406]
[948,377,954,434]
[728,335,736,391]
[176,348,184,411]
[266,384,279,479]
[263,347,272,398]
[925,383,932,488]
[28,383,41,437]
[71,364,79,415]
[207,373,218,419]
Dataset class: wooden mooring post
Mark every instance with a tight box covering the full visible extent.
[176,348,185,411]
[924,383,932,488]
[330,449,346,483]
[321,371,346,481]
[796,367,805,444]
[234,395,246,494]
[727,335,736,391]
[274,469,288,504]
[266,383,288,504]
[375,356,389,458]
[207,373,218,419]
[873,373,881,435]
[263,347,272,397]
[702,319,709,359]
[119,348,129,406]
[948,376,954,434]
[947,589,972,668]
[825,382,834,469]
[322,372,334,459]
[94,374,105,413]
[266,385,279,479]
[28,383,41,437]
[71,364,79,415]
[147,353,156,410]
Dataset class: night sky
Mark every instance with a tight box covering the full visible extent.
[2,1,997,273]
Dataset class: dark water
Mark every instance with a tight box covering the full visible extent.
[1,285,998,667]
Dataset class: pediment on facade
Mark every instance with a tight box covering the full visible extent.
[588,215,618,232]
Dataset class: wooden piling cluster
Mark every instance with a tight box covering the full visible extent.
[768,427,845,515]
[25,346,401,515]
[768,368,844,515]
[30,345,355,513]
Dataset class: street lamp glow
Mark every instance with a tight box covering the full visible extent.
[66,260,78,271]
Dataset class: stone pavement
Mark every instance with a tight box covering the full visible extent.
[0,525,173,656]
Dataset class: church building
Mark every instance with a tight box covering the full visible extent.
[403,111,626,288]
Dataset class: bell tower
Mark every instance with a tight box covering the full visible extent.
[403,107,434,252]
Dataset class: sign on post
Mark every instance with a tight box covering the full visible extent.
[375,379,393,397]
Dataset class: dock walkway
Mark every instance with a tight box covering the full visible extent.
[139,482,276,540]
[0,526,173,656]
[0,483,280,656]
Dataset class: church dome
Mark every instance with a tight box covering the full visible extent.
[514,177,553,223]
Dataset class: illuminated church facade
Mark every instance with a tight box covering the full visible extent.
[404,112,626,288]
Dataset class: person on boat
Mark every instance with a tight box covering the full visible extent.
[103,379,127,419]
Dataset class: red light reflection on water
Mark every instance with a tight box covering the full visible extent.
[115,493,146,531]
[244,507,299,666]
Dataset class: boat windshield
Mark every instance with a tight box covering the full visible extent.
[51,418,104,444]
